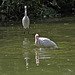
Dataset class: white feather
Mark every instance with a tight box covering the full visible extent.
[22,16,30,29]
[35,34,58,48]
[22,6,30,29]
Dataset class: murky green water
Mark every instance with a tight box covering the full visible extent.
[0,22,75,75]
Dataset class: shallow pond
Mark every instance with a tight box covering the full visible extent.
[0,22,75,75]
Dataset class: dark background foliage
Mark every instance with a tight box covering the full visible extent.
[0,0,75,22]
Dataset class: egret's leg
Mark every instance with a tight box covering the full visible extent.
[28,28,29,34]
[24,28,25,36]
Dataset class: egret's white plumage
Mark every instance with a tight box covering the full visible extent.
[22,6,30,34]
[35,34,58,48]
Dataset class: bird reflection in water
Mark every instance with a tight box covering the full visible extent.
[23,38,30,49]
[23,52,30,70]
[23,38,30,70]
[35,49,54,66]
[24,57,30,70]
[35,51,39,66]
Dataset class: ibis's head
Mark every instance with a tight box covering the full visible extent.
[35,34,39,39]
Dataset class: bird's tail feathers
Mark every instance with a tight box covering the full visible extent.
[54,45,58,48]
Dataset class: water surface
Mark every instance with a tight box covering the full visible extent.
[0,22,75,75]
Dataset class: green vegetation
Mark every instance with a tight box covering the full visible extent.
[0,0,75,22]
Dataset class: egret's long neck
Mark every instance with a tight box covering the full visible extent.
[25,8,27,16]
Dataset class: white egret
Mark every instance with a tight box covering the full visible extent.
[22,6,30,35]
[35,34,58,48]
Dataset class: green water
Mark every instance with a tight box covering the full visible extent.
[0,22,75,75]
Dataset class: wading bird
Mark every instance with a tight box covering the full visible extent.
[35,34,58,48]
[22,6,30,35]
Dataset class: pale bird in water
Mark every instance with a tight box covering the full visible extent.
[22,6,30,35]
[35,34,58,48]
